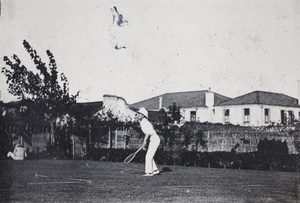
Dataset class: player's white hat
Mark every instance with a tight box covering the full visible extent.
[138,107,148,118]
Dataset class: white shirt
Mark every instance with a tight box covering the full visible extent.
[140,118,157,136]
[13,146,27,160]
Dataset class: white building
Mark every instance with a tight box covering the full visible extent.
[214,91,300,126]
[130,89,300,127]
[130,89,231,123]
[101,94,137,122]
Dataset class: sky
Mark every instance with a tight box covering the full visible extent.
[0,0,300,104]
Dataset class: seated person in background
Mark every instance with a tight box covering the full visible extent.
[7,144,27,160]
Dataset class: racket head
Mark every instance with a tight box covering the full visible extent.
[124,152,136,164]
[123,147,143,164]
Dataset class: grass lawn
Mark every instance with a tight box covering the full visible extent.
[0,160,299,203]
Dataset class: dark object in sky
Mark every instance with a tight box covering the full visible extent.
[115,44,126,50]
[112,6,129,27]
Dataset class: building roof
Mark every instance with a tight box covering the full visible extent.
[0,100,104,116]
[0,100,32,108]
[130,90,231,110]
[215,91,300,107]
[71,101,104,114]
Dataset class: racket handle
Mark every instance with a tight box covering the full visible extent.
[136,146,143,154]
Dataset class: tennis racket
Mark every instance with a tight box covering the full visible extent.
[124,146,143,164]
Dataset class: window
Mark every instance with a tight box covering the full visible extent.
[288,111,294,124]
[281,110,287,125]
[244,108,250,123]
[265,109,270,123]
[190,111,196,122]
[224,109,230,123]
[281,110,294,125]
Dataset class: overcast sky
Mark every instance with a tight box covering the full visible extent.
[0,0,300,104]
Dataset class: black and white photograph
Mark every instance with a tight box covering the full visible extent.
[0,0,300,202]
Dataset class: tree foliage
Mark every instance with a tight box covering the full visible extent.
[168,102,181,123]
[2,40,79,123]
[1,40,79,157]
[256,138,289,170]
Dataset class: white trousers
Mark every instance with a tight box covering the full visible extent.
[145,134,160,174]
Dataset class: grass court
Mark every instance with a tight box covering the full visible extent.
[0,160,299,202]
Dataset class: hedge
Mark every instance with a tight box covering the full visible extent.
[51,148,300,173]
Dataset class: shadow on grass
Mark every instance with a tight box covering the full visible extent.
[161,167,173,173]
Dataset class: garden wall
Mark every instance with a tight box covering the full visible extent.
[115,130,298,154]
[2,124,299,159]
[199,131,297,154]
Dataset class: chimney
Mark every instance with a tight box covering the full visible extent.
[205,88,214,107]
[159,97,162,109]
[298,80,300,105]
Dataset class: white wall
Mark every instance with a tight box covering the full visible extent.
[205,91,215,122]
[214,105,251,126]
[269,105,300,124]
[214,104,300,126]
[181,92,216,123]
[181,107,210,122]
[103,95,137,121]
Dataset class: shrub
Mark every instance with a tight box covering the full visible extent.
[256,138,289,171]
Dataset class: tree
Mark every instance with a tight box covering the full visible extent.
[169,102,181,123]
[2,40,79,157]
[256,138,289,171]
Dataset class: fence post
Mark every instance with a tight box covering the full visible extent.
[123,129,126,149]
[207,131,210,152]
[109,127,112,149]
[88,124,92,150]
[72,135,75,159]
[115,129,118,148]
[20,135,23,146]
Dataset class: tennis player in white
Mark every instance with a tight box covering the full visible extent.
[137,107,161,177]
